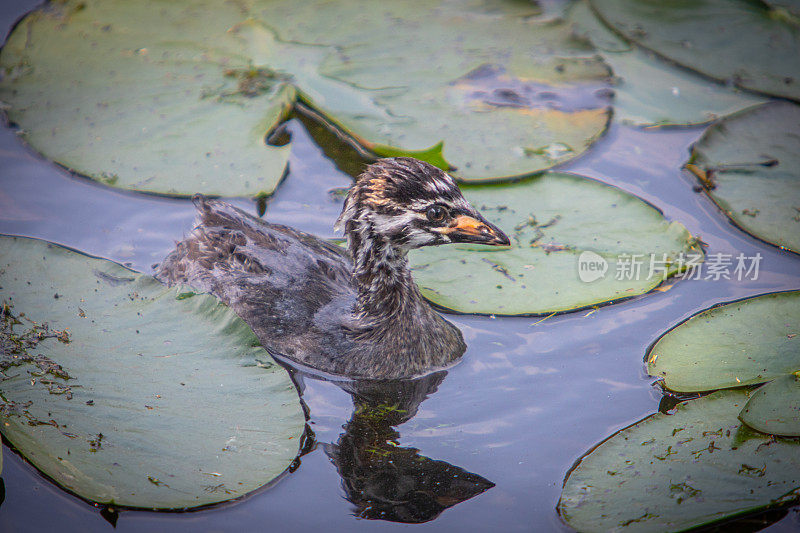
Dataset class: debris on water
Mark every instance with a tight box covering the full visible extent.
[481,258,516,282]
[669,482,701,504]
[538,242,574,254]
[514,214,566,251]
[220,66,292,99]
[738,464,766,477]
[147,476,167,487]
[89,433,104,452]
[1,305,73,387]
[619,512,657,527]
[685,163,716,190]
[531,312,557,327]
[515,215,539,232]
[203,483,235,494]
[328,186,351,200]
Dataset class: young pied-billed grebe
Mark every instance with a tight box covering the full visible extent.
[156,158,509,378]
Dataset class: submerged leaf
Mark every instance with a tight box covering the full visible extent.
[409,172,702,315]
[647,291,800,393]
[0,236,305,508]
[740,374,800,437]
[688,101,800,254]
[589,0,800,101]
[0,0,613,195]
[559,390,800,532]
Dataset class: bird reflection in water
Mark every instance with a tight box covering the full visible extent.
[289,368,494,524]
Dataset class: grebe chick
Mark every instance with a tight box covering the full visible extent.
[156,157,509,378]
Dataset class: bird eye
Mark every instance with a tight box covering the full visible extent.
[426,205,449,223]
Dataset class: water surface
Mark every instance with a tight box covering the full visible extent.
[0,2,798,531]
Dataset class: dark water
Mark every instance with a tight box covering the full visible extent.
[1,2,799,532]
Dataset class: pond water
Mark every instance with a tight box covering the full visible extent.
[1,2,799,532]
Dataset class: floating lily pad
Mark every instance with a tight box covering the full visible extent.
[409,172,702,315]
[567,1,766,126]
[559,390,800,533]
[0,0,612,196]
[740,373,800,437]
[0,235,305,508]
[687,101,800,254]
[0,2,293,197]
[647,291,800,393]
[589,0,800,101]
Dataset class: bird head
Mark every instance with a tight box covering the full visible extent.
[336,157,510,252]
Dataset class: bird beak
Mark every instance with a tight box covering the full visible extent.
[436,213,511,246]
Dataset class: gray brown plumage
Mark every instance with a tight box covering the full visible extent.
[156,158,509,379]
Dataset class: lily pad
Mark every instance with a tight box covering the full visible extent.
[409,172,702,315]
[559,390,800,533]
[647,291,800,393]
[567,1,766,126]
[589,0,800,101]
[0,235,305,508]
[740,373,800,437]
[0,0,612,196]
[687,101,800,254]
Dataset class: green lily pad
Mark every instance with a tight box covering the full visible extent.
[0,235,305,508]
[0,0,612,196]
[409,172,702,315]
[0,2,293,197]
[647,291,800,393]
[687,101,800,254]
[567,1,766,126]
[589,0,800,101]
[740,374,800,437]
[559,390,800,533]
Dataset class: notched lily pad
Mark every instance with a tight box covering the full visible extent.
[589,0,800,101]
[740,373,800,437]
[0,235,305,509]
[647,290,800,393]
[0,0,613,196]
[687,101,800,254]
[567,0,766,126]
[409,172,702,315]
[559,390,800,533]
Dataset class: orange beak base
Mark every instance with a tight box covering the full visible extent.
[439,214,510,246]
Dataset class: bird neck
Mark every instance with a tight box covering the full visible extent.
[346,220,425,323]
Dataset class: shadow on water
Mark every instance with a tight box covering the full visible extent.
[287,367,495,524]
[696,508,798,533]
